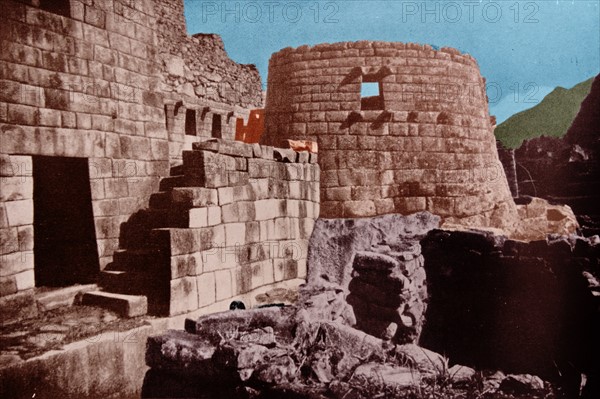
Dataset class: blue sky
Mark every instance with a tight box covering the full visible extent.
[184,0,600,122]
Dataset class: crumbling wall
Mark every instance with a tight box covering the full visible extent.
[0,0,168,309]
[154,0,263,162]
[262,41,518,233]
[307,213,440,344]
[102,140,320,316]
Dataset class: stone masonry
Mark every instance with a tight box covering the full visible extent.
[95,139,319,316]
[0,0,274,321]
[261,42,519,232]
[1,0,169,317]
[155,0,263,163]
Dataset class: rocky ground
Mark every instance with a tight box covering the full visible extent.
[143,283,571,399]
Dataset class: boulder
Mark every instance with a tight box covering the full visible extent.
[500,374,545,394]
[353,363,421,388]
[255,355,297,385]
[295,283,356,326]
[239,327,276,347]
[213,341,269,381]
[185,307,290,343]
[145,330,218,376]
[316,322,387,360]
[448,364,477,383]
[394,344,448,375]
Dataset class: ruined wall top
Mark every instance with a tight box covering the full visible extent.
[270,41,479,67]
[154,0,263,109]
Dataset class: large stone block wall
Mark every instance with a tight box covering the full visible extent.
[0,0,265,308]
[0,155,34,300]
[0,0,169,298]
[154,0,263,162]
[261,41,518,232]
[104,139,320,316]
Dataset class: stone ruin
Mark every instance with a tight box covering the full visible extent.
[0,0,317,323]
[0,1,598,398]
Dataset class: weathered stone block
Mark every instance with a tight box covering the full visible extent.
[197,272,216,307]
[207,206,222,226]
[0,228,19,255]
[170,277,199,315]
[189,208,208,228]
[4,199,33,226]
[145,330,217,374]
[171,188,218,207]
[225,223,246,247]
[343,200,376,217]
[215,269,233,301]
[0,289,37,324]
[273,148,297,163]
[14,269,34,291]
[218,187,234,205]
[170,252,203,279]
[81,291,147,318]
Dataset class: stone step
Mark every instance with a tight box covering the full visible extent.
[149,192,172,209]
[99,266,166,294]
[159,175,188,191]
[192,139,254,158]
[111,248,170,272]
[35,284,98,312]
[97,269,169,316]
[81,291,148,318]
[170,164,184,176]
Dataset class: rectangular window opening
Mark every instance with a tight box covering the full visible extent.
[361,80,384,111]
[185,109,197,136]
[212,114,222,138]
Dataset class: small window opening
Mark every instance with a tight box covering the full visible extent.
[185,109,197,136]
[361,80,384,110]
[212,114,222,138]
[39,0,71,17]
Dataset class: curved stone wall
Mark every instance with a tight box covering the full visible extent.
[262,41,518,231]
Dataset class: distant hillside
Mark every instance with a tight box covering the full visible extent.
[495,77,595,149]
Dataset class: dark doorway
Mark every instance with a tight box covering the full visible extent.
[185,109,196,136]
[211,114,222,138]
[39,0,71,17]
[33,156,99,287]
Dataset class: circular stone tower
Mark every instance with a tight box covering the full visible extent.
[262,41,519,231]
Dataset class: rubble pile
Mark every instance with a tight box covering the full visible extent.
[142,283,560,399]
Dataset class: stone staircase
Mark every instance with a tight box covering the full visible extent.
[81,138,319,318]
[82,164,185,317]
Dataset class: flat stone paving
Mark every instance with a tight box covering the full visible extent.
[0,304,151,367]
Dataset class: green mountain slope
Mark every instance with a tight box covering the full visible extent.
[495,78,594,149]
